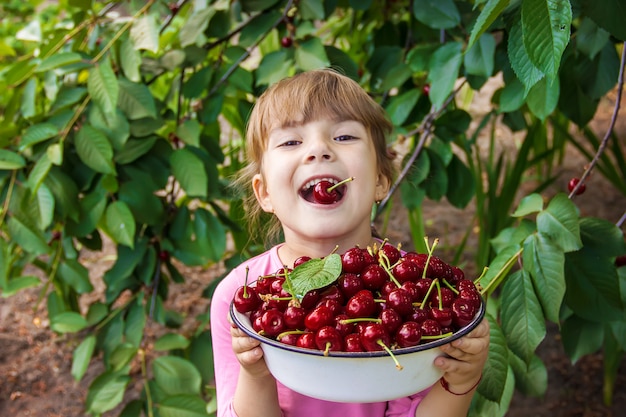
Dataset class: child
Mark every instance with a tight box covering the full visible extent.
[210,69,490,417]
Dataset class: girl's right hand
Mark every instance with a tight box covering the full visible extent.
[229,318,271,378]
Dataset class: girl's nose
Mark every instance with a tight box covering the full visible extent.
[305,137,334,162]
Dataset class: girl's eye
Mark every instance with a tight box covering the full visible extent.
[279,140,301,147]
[334,135,357,142]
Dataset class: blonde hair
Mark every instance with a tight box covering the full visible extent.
[235,69,396,245]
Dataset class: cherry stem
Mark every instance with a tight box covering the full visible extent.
[379,251,402,287]
[442,278,459,295]
[243,266,251,298]
[419,278,438,309]
[436,279,443,309]
[276,329,310,340]
[327,176,355,193]
[421,332,453,340]
[421,237,440,279]
[377,340,403,370]
[340,318,382,325]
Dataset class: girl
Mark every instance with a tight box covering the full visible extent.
[210,69,490,417]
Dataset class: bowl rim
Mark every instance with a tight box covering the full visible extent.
[230,296,485,358]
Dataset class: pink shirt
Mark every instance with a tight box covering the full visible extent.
[210,245,429,417]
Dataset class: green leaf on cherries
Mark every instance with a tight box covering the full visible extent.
[287,253,342,300]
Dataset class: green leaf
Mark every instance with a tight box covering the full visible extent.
[159,395,211,417]
[7,216,50,256]
[109,343,138,372]
[512,193,543,217]
[154,333,191,351]
[576,17,611,59]
[507,16,544,93]
[508,352,548,397]
[386,89,421,126]
[89,106,130,150]
[37,52,83,73]
[467,0,511,50]
[115,136,157,165]
[88,58,119,118]
[256,50,293,86]
[582,0,626,41]
[561,314,604,363]
[536,193,581,252]
[21,77,36,119]
[427,42,463,109]
[299,0,325,19]
[51,311,88,333]
[500,270,546,363]
[120,36,141,82]
[464,34,495,78]
[86,372,131,414]
[72,335,96,381]
[287,253,342,300]
[34,183,54,229]
[478,313,508,402]
[130,14,159,53]
[58,259,94,293]
[446,155,475,208]
[19,122,59,150]
[521,0,572,80]
[75,125,116,174]
[180,6,217,47]
[413,0,461,29]
[2,276,41,297]
[422,149,448,201]
[153,356,202,395]
[294,37,330,71]
[177,120,201,147]
[118,78,158,120]
[171,148,208,198]
[523,233,565,323]
[105,201,136,248]
[0,149,26,169]
[526,76,560,121]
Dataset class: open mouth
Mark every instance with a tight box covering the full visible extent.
[299,177,346,203]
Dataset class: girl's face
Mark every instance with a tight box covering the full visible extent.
[252,117,389,255]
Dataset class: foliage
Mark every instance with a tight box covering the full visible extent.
[0,0,625,415]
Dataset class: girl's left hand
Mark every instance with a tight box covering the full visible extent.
[434,318,490,393]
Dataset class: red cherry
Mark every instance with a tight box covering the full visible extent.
[395,321,422,348]
[392,259,421,283]
[300,289,321,309]
[278,333,299,346]
[337,273,364,298]
[260,309,285,337]
[406,306,429,323]
[312,180,339,204]
[429,306,453,327]
[342,247,366,274]
[568,177,586,195]
[378,242,401,265]
[359,323,391,352]
[452,298,478,327]
[344,333,364,352]
[422,84,430,97]
[616,255,626,268]
[420,319,442,336]
[293,255,311,268]
[304,305,334,330]
[158,250,170,262]
[432,287,455,308]
[296,333,316,349]
[385,288,414,316]
[361,264,388,291]
[315,326,344,353]
[233,285,261,313]
[280,36,293,48]
[345,291,376,318]
[379,308,403,333]
[283,305,306,329]
[334,313,356,336]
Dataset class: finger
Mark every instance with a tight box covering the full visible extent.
[237,346,265,366]
[232,334,262,354]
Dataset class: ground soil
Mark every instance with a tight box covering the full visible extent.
[1,83,625,416]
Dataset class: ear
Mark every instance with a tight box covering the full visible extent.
[252,173,274,213]
[374,173,390,202]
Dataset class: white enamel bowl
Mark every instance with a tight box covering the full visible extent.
[230,299,485,403]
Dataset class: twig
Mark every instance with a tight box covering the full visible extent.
[207,0,295,97]
[373,81,466,221]
[568,41,625,199]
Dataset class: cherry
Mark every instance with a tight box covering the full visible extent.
[316,297,343,316]
[359,323,391,352]
[395,321,422,348]
[233,285,261,313]
[278,333,299,346]
[379,308,402,333]
[422,84,430,97]
[429,306,453,327]
[431,287,455,308]
[456,279,477,292]
[304,305,334,330]
[414,278,434,299]
[392,259,421,283]
[319,285,345,304]
[315,326,344,353]
[361,264,388,291]
[345,291,376,318]
[283,305,306,329]
[344,333,364,352]
[616,255,626,268]
[568,177,586,195]
[293,255,311,268]
[334,313,355,336]
[425,256,449,279]
[260,309,285,337]
[400,281,420,301]
[342,247,366,274]
[158,250,170,262]
[450,266,465,283]
[378,242,401,266]
[255,275,273,294]
[458,288,481,309]
[385,288,414,316]
[296,332,316,349]
[406,306,429,323]
[312,177,354,204]
[337,273,364,298]
[420,319,442,336]
[280,36,293,48]
[300,289,320,309]
[452,298,478,327]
